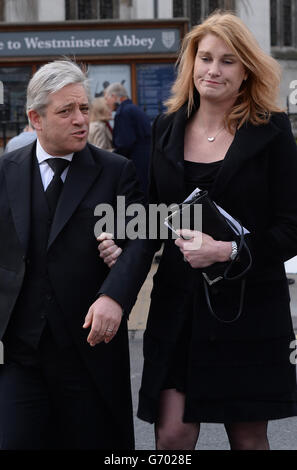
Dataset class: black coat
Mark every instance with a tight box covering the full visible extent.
[0,141,149,448]
[138,106,297,423]
[113,99,151,196]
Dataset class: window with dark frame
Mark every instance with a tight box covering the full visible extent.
[0,0,4,21]
[173,0,235,26]
[190,0,202,26]
[0,66,33,145]
[208,0,220,15]
[284,0,292,46]
[271,0,278,46]
[270,0,297,49]
[78,0,95,19]
[173,0,184,18]
[65,0,119,20]
[100,0,114,19]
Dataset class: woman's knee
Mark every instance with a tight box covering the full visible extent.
[155,389,199,450]
[225,421,270,450]
[156,422,199,450]
[229,436,270,450]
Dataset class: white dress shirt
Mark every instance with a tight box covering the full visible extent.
[36,139,74,191]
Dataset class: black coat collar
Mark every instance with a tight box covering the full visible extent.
[156,104,281,200]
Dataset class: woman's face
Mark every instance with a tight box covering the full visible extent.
[193,33,247,106]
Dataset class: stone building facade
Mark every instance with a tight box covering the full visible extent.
[1,0,296,114]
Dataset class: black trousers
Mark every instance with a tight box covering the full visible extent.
[0,327,114,450]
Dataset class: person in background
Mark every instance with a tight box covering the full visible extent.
[98,12,297,450]
[88,97,113,151]
[3,122,37,154]
[104,83,151,198]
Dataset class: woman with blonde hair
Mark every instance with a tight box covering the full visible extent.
[88,97,113,150]
[98,11,297,450]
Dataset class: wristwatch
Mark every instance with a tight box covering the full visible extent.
[230,241,238,261]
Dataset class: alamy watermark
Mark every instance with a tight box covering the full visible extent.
[0,340,3,364]
[289,80,297,105]
[290,339,297,365]
[93,196,202,248]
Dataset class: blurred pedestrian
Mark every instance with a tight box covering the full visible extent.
[3,122,37,154]
[105,83,151,198]
[88,97,113,150]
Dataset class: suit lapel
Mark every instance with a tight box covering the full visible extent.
[157,104,188,203]
[210,120,281,200]
[47,145,102,249]
[3,143,35,254]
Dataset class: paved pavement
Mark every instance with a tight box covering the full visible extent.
[128,264,297,450]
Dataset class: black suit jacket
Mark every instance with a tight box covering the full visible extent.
[0,141,150,447]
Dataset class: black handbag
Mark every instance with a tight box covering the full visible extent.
[165,189,252,323]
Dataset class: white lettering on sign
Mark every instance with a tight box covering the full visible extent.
[24,36,112,49]
[23,35,155,51]
[113,34,156,50]
[7,40,21,49]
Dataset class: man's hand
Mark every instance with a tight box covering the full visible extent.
[83,295,123,346]
[97,232,122,268]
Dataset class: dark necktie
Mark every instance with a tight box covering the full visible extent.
[45,158,70,216]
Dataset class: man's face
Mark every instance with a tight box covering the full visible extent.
[29,83,89,156]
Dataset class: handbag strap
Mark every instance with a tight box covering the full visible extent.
[203,217,252,323]
[203,278,246,324]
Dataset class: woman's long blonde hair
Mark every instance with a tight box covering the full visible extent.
[90,97,110,122]
[165,11,283,129]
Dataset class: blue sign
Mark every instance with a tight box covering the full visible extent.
[137,63,176,121]
[0,28,180,56]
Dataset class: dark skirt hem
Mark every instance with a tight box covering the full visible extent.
[137,392,297,425]
[183,406,297,424]
[137,406,297,425]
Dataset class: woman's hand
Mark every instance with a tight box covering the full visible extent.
[97,232,122,268]
[175,229,232,268]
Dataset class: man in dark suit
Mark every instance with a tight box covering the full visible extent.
[104,83,151,199]
[0,60,150,449]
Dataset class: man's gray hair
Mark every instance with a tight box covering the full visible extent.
[26,59,90,115]
[105,83,129,99]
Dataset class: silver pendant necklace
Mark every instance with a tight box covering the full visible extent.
[206,126,225,142]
